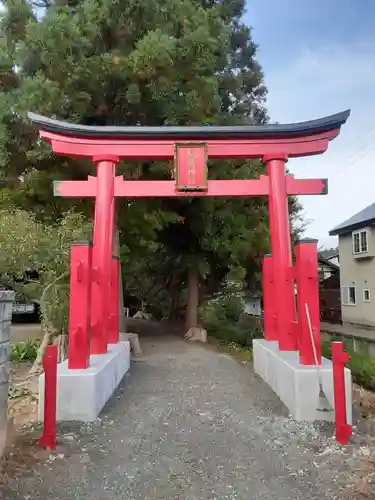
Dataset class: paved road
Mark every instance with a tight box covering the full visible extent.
[3,336,353,499]
[10,323,42,343]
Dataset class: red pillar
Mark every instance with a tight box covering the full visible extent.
[295,239,321,365]
[265,155,297,351]
[262,254,277,341]
[40,345,57,450]
[68,242,92,369]
[332,342,352,445]
[108,256,120,344]
[90,156,118,354]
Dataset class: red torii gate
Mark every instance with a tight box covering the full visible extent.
[28,110,350,369]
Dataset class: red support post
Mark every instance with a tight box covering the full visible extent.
[295,239,321,365]
[262,254,277,341]
[68,242,92,369]
[265,155,297,351]
[332,342,352,445]
[40,345,58,450]
[108,256,120,344]
[90,156,118,354]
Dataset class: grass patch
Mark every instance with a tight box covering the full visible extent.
[224,341,253,362]
[208,337,253,363]
[10,340,40,363]
[322,340,375,392]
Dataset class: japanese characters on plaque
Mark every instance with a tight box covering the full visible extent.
[174,143,208,191]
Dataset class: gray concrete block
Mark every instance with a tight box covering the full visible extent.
[38,341,130,422]
[253,339,352,424]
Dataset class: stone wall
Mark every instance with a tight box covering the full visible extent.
[0,291,14,458]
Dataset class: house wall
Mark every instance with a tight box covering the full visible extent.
[338,227,375,327]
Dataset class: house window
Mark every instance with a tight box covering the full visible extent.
[342,285,356,305]
[363,288,371,302]
[352,230,368,254]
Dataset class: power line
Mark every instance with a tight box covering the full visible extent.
[332,142,375,177]
[341,135,375,164]
[339,123,375,156]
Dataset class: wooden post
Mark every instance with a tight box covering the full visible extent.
[332,342,352,445]
[90,157,118,354]
[295,239,321,365]
[265,155,297,351]
[262,254,277,341]
[68,243,92,369]
[108,256,120,344]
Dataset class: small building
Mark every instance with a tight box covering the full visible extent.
[317,253,341,324]
[329,202,375,329]
[318,254,340,281]
[243,293,262,317]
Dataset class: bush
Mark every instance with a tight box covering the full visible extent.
[199,295,263,347]
[0,209,92,368]
[10,340,41,362]
[322,341,375,392]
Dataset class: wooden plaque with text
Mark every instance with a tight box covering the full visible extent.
[174,143,208,191]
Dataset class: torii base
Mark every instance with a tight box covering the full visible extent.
[253,339,352,424]
[38,341,130,422]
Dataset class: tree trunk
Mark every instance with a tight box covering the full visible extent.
[185,266,199,330]
[29,329,53,374]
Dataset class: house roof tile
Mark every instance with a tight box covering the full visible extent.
[329,201,375,236]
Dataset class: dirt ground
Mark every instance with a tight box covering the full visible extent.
[6,324,41,450]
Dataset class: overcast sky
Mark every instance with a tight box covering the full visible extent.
[245,0,375,248]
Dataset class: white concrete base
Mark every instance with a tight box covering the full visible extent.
[38,341,130,422]
[253,339,352,424]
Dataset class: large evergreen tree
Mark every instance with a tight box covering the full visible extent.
[0,0,287,328]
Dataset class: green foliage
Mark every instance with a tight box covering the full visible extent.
[0,208,92,336]
[199,294,263,346]
[10,339,41,362]
[0,0,302,325]
[322,341,375,392]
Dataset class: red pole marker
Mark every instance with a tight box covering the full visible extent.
[40,345,58,450]
[332,342,352,445]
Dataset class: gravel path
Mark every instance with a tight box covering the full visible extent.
[2,336,361,499]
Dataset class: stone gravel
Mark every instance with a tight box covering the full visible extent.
[1,336,361,499]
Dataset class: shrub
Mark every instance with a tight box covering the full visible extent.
[0,209,92,369]
[199,294,263,347]
[10,340,41,362]
[322,341,375,392]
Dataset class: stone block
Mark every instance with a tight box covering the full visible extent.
[39,341,130,422]
[253,339,352,424]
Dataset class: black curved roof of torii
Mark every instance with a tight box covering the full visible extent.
[27,110,350,140]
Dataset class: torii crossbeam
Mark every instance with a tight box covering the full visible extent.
[28,110,350,366]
